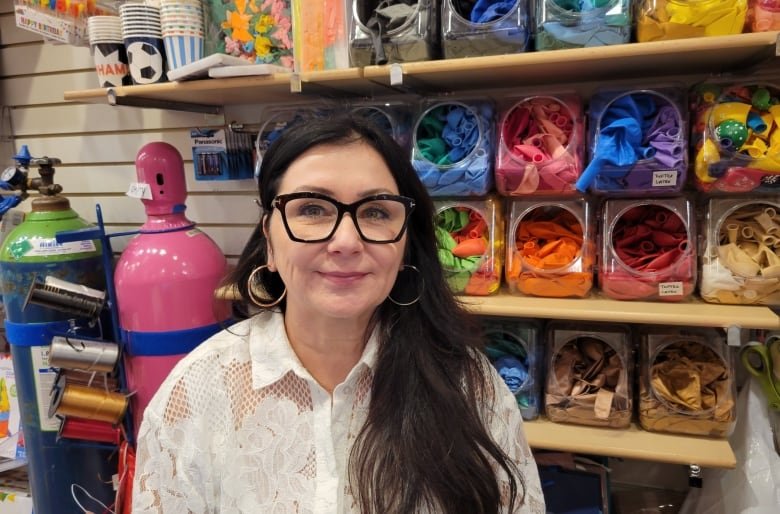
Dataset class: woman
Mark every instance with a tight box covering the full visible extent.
[132,111,544,513]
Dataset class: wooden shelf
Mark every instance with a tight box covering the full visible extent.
[364,31,780,91]
[215,285,779,329]
[524,418,736,469]
[460,293,780,330]
[63,67,384,108]
[64,32,780,108]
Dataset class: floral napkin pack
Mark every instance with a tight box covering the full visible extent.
[206,0,294,68]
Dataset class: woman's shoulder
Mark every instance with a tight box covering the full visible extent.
[151,313,275,398]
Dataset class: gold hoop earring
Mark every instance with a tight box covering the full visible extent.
[388,265,423,306]
[247,265,287,308]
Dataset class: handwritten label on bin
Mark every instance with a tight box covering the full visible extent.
[652,170,678,187]
[658,282,684,297]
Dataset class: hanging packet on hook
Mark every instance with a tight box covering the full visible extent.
[191,127,254,181]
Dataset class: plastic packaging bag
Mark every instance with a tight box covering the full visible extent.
[679,380,780,513]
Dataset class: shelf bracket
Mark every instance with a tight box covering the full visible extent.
[383,63,439,95]
[688,464,703,488]
[726,325,743,347]
[106,89,223,115]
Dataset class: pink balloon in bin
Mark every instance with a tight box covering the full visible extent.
[114,142,231,437]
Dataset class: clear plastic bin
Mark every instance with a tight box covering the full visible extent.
[495,92,584,195]
[700,196,780,305]
[545,321,633,428]
[690,82,780,193]
[747,0,780,32]
[412,98,496,196]
[434,197,503,295]
[350,99,414,150]
[483,317,542,420]
[600,197,696,301]
[253,105,332,179]
[578,87,688,196]
[534,0,631,51]
[505,198,594,298]
[349,0,440,66]
[440,0,529,59]
[639,326,737,438]
[636,0,747,42]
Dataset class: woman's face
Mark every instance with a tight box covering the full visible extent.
[265,140,407,324]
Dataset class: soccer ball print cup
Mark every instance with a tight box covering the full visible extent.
[126,38,167,84]
[120,2,167,84]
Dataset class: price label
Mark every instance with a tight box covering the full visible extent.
[652,170,678,187]
[126,182,152,199]
[658,282,684,297]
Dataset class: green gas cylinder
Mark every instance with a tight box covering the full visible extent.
[0,155,115,514]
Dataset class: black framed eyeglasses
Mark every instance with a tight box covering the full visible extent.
[271,192,415,243]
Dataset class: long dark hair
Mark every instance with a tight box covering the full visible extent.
[226,110,524,513]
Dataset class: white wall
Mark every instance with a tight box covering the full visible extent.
[0,0,256,260]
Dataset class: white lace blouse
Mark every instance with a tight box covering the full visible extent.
[132,310,545,514]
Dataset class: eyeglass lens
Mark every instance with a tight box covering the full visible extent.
[283,196,408,242]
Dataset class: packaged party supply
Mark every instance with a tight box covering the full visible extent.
[434,197,503,295]
[206,0,294,68]
[292,0,350,72]
[600,197,696,301]
[639,326,737,437]
[700,196,780,305]
[483,317,542,420]
[577,86,688,196]
[440,0,530,59]
[545,321,633,429]
[412,97,496,196]
[505,198,594,298]
[495,92,584,196]
[690,82,780,193]
[534,0,631,51]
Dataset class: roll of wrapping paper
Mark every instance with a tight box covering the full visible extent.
[49,335,120,373]
[505,202,593,298]
[601,199,695,301]
[49,378,127,425]
[58,416,121,445]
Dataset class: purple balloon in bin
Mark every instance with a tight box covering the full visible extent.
[577,88,688,195]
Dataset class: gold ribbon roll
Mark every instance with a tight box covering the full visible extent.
[50,379,127,425]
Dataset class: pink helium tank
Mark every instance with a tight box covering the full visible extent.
[114,142,230,436]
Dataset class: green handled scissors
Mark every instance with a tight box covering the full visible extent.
[740,341,780,411]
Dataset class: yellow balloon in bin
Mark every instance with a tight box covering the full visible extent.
[704,99,780,174]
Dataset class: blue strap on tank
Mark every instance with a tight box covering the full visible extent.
[122,322,227,356]
[4,320,74,346]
